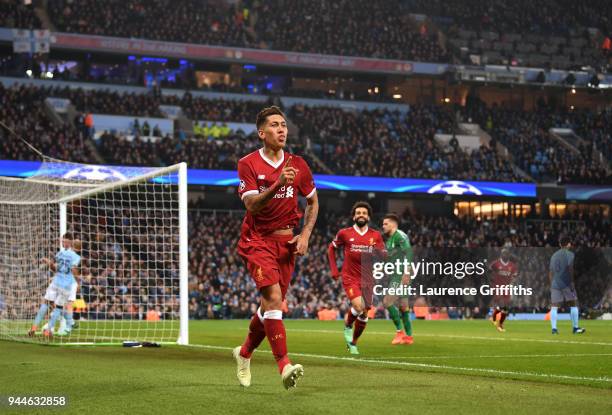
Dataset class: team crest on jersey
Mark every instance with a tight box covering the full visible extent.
[349,238,354,241]
[239,180,245,191]
[258,174,266,179]
[369,237,375,245]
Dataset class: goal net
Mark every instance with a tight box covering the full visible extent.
[0,158,188,345]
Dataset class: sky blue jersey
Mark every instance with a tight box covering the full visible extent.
[550,248,574,290]
[51,248,80,290]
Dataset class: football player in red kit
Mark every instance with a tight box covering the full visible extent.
[489,248,518,332]
[327,201,386,355]
[233,106,319,389]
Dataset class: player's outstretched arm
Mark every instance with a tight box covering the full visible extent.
[327,242,340,279]
[41,257,57,272]
[290,192,318,256]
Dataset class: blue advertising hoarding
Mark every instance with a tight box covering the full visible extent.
[0,160,536,197]
[566,185,612,201]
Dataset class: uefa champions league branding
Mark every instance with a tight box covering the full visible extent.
[27,163,159,182]
[62,165,128,181]
[427,180,483,195]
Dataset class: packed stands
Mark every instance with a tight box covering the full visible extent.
[185,206,611,319]
[0,0,41,29]
[290,104,525,181]
[407,0,612,69]
[46,0,446,62]
[461,100,611,183]
[0,83,95,162]
[47,0,252,47]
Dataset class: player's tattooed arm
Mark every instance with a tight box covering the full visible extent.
[243,157,297,214]
[243,182,281,214]
[291,192,319,256]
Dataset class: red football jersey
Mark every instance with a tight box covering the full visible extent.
[237,149,316,236]
[490,258,518,286]
[330,225,386,281]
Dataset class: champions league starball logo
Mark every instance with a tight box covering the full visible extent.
[62,165,128,182]
[427,180,483,195]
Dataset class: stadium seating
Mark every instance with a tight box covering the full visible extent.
[0,0,41,29]
[2,83,608,183]
[41,0,611,69]
[47,0,252,48]
[289,104,526,181]
[2,0,609,70]
[461,101,611,183]
[0,83,95,162]
[184,207,610,320]
[45,0,446,63]
[406,0,612,69]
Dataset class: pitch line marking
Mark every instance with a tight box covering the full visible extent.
[286,328,612,347]
[185,344,612,384]
[367,353,612,360]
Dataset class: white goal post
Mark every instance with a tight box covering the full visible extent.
[0,159,188,346]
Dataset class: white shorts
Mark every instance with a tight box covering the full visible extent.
[44,283,71,307]
[69,281,78,302]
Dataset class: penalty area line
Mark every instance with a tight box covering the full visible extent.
[184,343,612,384]
[367,353,612,360]
[286,328,612,347]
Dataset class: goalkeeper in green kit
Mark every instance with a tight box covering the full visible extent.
[381,213,414,345]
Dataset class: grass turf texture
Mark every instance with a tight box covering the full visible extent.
[1,320,611,414]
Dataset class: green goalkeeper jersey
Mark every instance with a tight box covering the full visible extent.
[385,229,413,268]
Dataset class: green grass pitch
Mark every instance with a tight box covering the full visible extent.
[1,319,611,414]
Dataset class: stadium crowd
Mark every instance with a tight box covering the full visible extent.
[252,0,447,62]
[0,0,40,29]
[290,104,525,181]
[2,0,610,71]
[183,206,610,320]
[461,101,611,184]
[405,0,612,69]
[1,83,608,185]
[47,0,252,48]
[406,0,612,36]
[73,197,180,322]
[45,0,446,63]
[0,83,94,162]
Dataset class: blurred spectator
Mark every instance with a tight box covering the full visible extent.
[0,0,42,29]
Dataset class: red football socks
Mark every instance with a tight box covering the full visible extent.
[264,311,291,373]
[345,307,359,328]
[352,318,367,344]
[492,309,500,322]
[240,312,266,359]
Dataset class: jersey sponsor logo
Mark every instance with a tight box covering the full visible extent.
[257,174,266,179]
[264,185,294,199]
[349,238,355,241]
[350,244,372,253]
